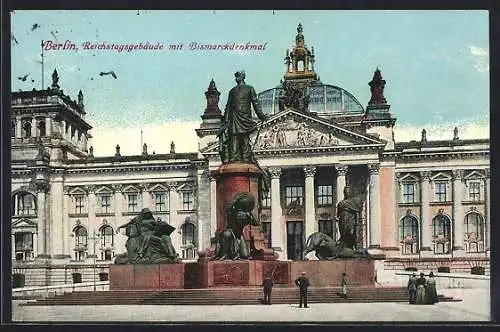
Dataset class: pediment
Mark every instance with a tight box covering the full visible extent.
[95,186,113,194]
[463,170,484,180]
[201,109,384,154]
[69,186,87,195]
[12,218,37,228]
[399,173,419,182]
[431,172,452,181]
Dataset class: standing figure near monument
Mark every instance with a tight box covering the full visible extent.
[407,273,417,304]
[426,271,439,304]
[295,271,310,308]
[217,70,268,164]
[341,273,350,299]
[336,186,365,250]
[262,276,273,305]
[415,273,427,305]
[214,192,260,260]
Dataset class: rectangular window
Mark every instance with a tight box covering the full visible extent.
[469,182,480,201]
[74,196,84,214]
[154,192,168,212]
[435,182,447,202]
[127,194,138,212]
[316,185,333,206]
[182,192,194,210]
[402,182,415,203]
[285,186,303,207]
[262,191,271,208]
[100,195,111,214]
[14,232,33,260]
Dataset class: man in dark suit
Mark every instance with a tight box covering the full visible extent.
[262,276,273,305]
[295,271,310,308]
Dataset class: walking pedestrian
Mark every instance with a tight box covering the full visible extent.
[415,272,427,305]
[262,276,273,305]
[407,272,417,304]
[341,273,349,299]
[426,271,438,304]
[295,271,310,308]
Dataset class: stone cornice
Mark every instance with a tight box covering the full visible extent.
[65,164,194,174]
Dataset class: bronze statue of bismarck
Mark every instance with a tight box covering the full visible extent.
[218,70,268,164]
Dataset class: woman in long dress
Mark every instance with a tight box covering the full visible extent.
[415,273,427,305]
[341,273,349,299]
[426,272,439,304]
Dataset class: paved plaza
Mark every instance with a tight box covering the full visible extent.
[11,288,489,323]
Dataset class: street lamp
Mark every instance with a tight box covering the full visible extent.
[88,229,101,293]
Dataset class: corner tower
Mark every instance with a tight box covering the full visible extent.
[362,68,396,150]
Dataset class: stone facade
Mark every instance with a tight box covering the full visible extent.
[11,26,490,288]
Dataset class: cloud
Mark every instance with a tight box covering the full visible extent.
[90,120,200,156]
[469,45,489,74]
[90,118,489,157]
[394,120,489,142]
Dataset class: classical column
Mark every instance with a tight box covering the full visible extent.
[63,186,70,257]
[31,118,37,137]
[16,117,22,138]
[368,164,381,249]
[36,181,49,258]
[484,169,490,250]
[304,166,317,239]
[168,182,181,249]
[87,185,96,232]
[335,165,348,204]
[209,175,217,239]
[140,183,151,210]
[452,170,464,252]
[420,171,432,254]
[46,116,52,136]
[269,167,283,253]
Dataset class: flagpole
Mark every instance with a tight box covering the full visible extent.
[140,129,143,153]
[41,40,44,90]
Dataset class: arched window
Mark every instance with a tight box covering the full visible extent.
[11,121,15,137]
[182,222,195,246]
[399,215,419,254]
[23,121,31,138]
[100,225,114,248]
[465,212,485,253]
[38,120,46,137]
[74,226,88,249]
[432,215,451,254]
[12,192,37,216]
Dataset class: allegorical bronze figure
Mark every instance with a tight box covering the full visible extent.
[218,70,268,164]
[213,192,260,260]
[114,208,180,264]
[336,186,366,251]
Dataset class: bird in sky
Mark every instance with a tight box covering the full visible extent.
[31,23,40,31]
[11,33,18,45]
[99,71,117,79]
[18,73,31,81]
[50,30,58,40]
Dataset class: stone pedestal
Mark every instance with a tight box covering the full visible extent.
[198,162,276,261]
[109,259,376,289]
[109,263,185,290]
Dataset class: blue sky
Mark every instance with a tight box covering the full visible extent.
[11,10,489,155]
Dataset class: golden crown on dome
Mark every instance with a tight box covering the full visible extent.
[284,23,318,80]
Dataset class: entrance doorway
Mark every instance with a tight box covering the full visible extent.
[287,220,304,260]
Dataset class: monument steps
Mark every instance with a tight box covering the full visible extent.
[23,287,460,305]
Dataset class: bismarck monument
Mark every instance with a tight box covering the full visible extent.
[198,70,275,262]
[110,69,379,291]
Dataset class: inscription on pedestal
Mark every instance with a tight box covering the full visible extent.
[262,262,289,284]
[213,263,250,285]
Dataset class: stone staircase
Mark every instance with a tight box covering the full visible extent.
[23,286,461,306]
